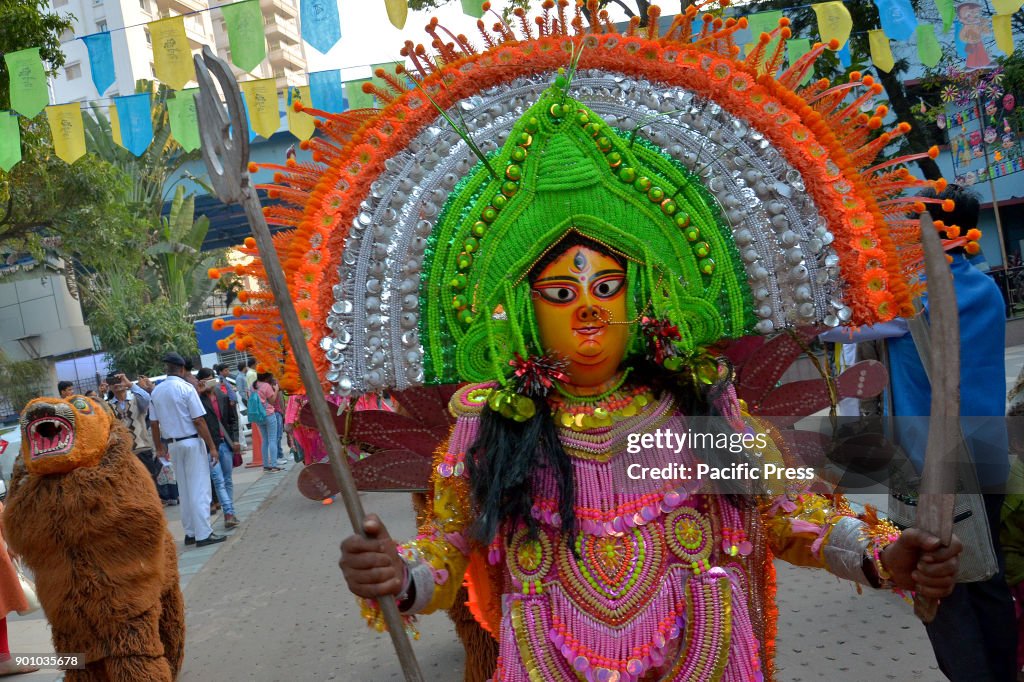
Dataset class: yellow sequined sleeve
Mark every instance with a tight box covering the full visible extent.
[359,402,483,633]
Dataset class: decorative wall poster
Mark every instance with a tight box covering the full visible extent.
[221,0,267,73]
[0,112,21,172]
[45,103,86,164]
[300,0,341,53]
[167,89,200,152]
[956,2,991,68]
[945,93,1023,185]
[81,32,116,96]
[150,16,195,90]
[4,48,48,118]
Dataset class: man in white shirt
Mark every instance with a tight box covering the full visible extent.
[149,352,226,547]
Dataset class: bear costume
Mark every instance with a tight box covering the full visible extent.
[4,395,185,680]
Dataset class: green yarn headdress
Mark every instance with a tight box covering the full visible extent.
[420,84,755,387]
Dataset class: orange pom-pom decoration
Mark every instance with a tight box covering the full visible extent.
[212,318,227,331]
[208,268,221,280]
[897,122,912,133]
[941,199,955,212]
[965,242,981,256]
[232,306,245,318]
[780,27,792,39]
[292,100,303,113]
[933,178,948,192]
[247,162,259,173]
[779,17,790,26]
[736,16,748,28]
[912,201,926,213]
[867,116,882,130]
[244,237,257,248]
[299,140,311,150]
[876,105,889,117]
[966,228,982,241]
[928,146,940,159]
[849,71,862,81]
[216,339,230,351]
[944,225,961,238]
[862,76,874,86]
[286,158,297,167]
[237,290,250,303]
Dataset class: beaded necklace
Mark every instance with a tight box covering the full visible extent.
[549,382,655,431]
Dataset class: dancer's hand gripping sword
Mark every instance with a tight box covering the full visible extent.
[192,46,425,681]
[913,211,960,624]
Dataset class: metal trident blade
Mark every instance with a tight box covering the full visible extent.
[192,47,424,681]
[913,211,960,623]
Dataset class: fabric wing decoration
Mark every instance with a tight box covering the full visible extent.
[82,32,116,96]
[221,6,952,397]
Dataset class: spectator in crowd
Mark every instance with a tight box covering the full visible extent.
[84,390,99,399]
[149,352,225,548]
[182,359,201,390]
[252,372,283,472]
[106,372,162,495]
[245,359,257,394]
[57,381,73,399]
[196,368,241,530]
[214,364,239,442]
[234,362,249,403]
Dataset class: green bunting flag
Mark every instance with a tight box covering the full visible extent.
[933,0,955,32]
[221,0,267,74]
[4,48,49,118]
[167,89,201,152]
[916,23,942,67]
[0,113,21,171]
[786,39,814,85]
[345,78,374,110]
[745,11,784,69]
[461,0,485,18]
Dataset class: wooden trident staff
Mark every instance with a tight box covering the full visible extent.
[192,46,424,681]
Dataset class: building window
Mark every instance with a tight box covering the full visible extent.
[65,63,82,80]
[96,20,108,32]
[93,0,103,6]
[150,62,156,78]
[145,28,151,44]
[138,0,146,9]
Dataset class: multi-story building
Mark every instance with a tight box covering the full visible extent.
[46,0,306,103]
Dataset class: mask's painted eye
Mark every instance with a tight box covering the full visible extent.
[592,275,625,299]
[533,284,579,304]
[71,397,92,413]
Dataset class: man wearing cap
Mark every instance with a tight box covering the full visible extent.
[149,352,226,547]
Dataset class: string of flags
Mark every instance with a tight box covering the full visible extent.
[0,0,1019,172]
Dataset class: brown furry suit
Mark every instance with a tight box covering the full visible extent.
[3,421,185,681]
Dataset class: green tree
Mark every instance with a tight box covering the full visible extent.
[83,271,199,377]
[0,349,49,414]
[143,186,223,316]
[0,0,72,110]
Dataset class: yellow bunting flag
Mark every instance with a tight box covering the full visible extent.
[109,104,123,147]
[46,104,86,164]
[812,1,853,48]
[993,15,1015,55]
[150,16,194,90]
[868,29,895,72]
[385,0,408,29]
[992,0,1023,13]
[286,86,315,141]
[241,78,280,139]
